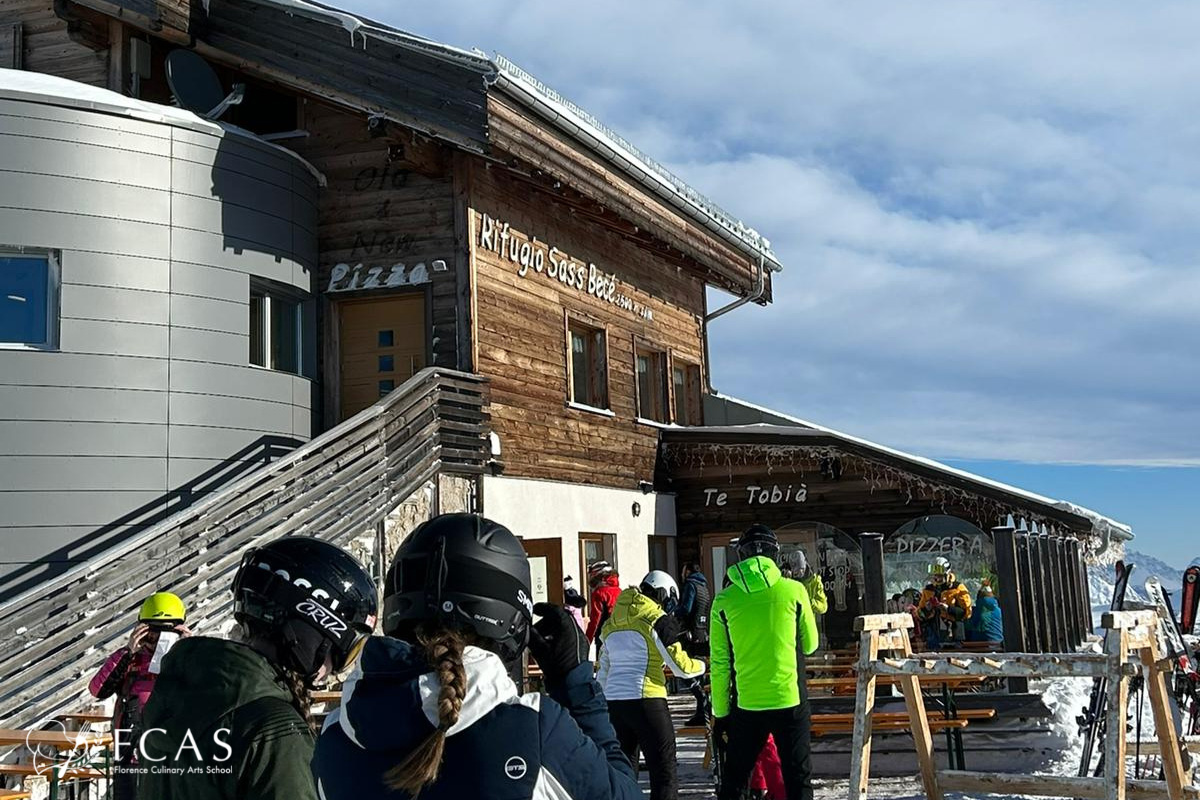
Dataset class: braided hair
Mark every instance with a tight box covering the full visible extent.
[384,627,468,794]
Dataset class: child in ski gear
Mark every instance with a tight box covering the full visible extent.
[139,537,377,800]
[586,561,622,645]
[90,591,189,800]
[674,562,712,725]
[711,524,820,800]
[966,584,1004,642]
[790,551,827,616]
[564,575,588,631]
[598,570,705,800]
[313,513,642,800]
[917,556,972,649]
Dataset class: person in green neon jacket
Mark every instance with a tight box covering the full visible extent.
[710,524,819,800]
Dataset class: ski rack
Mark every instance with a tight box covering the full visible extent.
[848,611,1197,800]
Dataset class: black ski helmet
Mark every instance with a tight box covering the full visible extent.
[232,537,378,682]
[383,513,533,664]
[737,523,781,562]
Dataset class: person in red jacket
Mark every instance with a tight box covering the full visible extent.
[88,591,190,800]
[585,561,622,649]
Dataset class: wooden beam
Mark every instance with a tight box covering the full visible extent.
[1139,643,1189,799]
[939,771,1197,800]
[848,625,883,800]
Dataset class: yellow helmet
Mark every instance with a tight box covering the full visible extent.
[138,592,186,625]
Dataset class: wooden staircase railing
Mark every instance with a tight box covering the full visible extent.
[0,367,489,730]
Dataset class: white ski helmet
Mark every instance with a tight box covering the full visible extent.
[639,570,679,608]
[929,556,951,578]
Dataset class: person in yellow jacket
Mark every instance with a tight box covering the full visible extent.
[787,550,828,616]
[598,570,706,800]
[917,556,973,649]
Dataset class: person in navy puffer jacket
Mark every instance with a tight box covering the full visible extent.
[313,513,640,800]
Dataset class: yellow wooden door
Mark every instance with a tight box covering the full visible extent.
[339,294,426,420]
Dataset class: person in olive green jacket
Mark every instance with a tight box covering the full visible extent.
[138,538,377,800]
[710,525,819,800]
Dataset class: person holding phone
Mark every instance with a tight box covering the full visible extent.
[89,591,191,800]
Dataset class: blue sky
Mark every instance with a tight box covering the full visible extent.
[339,1,1198,567]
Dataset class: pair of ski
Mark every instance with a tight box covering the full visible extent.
[1078,562,1200,779]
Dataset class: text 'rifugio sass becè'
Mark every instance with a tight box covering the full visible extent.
[477,213,654,322]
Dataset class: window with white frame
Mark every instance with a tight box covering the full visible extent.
[567,318,609,410]
[0,248,59,350]
[249,281,306,375]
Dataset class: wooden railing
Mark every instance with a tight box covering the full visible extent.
[0,368,489,730]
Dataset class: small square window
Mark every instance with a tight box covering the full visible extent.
[378,330,394,347]
[567,320,608,409]
[378,355,394,372]
[379,379,395,396]
[1,249,59,349]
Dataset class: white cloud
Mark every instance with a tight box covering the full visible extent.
[344,0,1200,465]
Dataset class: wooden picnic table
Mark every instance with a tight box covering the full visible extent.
[0,728,112,748]
[0,787,33,800]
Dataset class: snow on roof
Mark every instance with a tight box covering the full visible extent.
[0,69,325,185]
[695,392,1135,544]
[490,55,782,274]
[246,0,494,72]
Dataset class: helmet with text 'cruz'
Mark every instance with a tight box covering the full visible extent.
[383,513,532,664]
[233,537,378,683]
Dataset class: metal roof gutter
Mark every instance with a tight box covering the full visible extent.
[490,55,783,280]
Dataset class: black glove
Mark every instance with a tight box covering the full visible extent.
[528,602,589,685]
[712,716,730,745]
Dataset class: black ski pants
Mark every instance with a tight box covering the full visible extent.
[608,697,678,800]
[719,702,813,800]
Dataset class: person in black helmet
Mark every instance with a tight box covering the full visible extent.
[312,512,641,800]
[711,524,819,800]
[138,537,377,800]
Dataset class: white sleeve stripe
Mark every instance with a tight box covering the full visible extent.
[651,630,705,679]
[534,766,574,800]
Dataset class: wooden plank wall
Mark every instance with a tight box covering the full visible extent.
[288,100,460,424]
[470,161,707,488]
[488,95,769,302]
[0,0,108,84]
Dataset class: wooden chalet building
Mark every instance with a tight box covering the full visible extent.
[0,0,1130,662]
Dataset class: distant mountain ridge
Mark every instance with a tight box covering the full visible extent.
[1088,548,1188,611]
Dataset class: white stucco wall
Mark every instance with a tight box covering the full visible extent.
[481,475,677,590]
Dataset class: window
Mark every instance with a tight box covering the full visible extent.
[1,248,59,350]
[672,360,703,426]
[635,345,668,422]
[249,281,307,375]
[579,532,617,597]
[567,319,609,410]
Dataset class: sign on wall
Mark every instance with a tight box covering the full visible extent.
[478,213,654,321]
[703,483,809,507]
[327,260,445,293]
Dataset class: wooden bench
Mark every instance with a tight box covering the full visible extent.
[0,763,106,780]
[813,717,971,738]
[675,708,995,739]
[0,788,33,800]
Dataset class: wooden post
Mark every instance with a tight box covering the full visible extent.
[848,623,881,800]
[991,526,1027,692]
[898,644,944,800]
[1038,533,1063,652]
[1073,538,1093,638]
[1056,537,1075,652]
[1104,626,1129,800]
[861,533,886,615]
[1015,533,1040,655]
[1028,534,1051,652]
[1062,536,1082,646]
[1138,641,1187,799]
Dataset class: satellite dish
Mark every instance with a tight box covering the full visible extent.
[165,49,245,120]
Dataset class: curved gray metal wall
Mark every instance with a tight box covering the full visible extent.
[0,92,319,598]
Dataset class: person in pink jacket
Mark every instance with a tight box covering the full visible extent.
[89,591,190,799]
